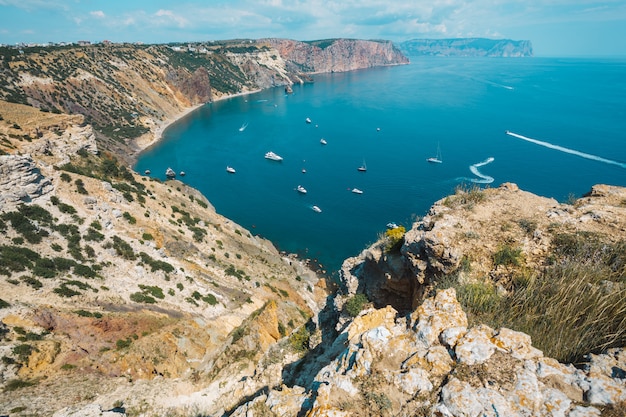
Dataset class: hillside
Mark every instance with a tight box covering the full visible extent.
[0,39,624,417]
[399,38,533,57]
[0,39,408,164]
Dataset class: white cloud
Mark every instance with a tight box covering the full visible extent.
[154,9,190,28]
[90,10,106,19]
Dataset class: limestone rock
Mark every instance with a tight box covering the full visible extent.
[0,154,53,210]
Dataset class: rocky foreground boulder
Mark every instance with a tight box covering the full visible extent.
[231,288,625,416]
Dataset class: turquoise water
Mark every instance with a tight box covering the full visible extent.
[135,57,626,276]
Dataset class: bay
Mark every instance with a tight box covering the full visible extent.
[135,57,626,276]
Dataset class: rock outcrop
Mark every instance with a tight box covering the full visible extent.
[0,154,53,209]
[399,38,533,57]
[340,182,626,313]
[230,289,625,416]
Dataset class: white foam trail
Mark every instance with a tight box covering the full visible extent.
[469,157,495,184]
[506,131,626,169]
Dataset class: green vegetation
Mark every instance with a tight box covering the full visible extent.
[384,225,406,253]
[438,232,626,364]
[493,244,524,267]
[138,252,174,273]
[442,184,486,209]
[288,325,310,352]
[344,293,369,317]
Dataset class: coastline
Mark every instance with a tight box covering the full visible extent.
[130,89,262,164]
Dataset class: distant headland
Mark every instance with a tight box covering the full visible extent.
[398,38,533,57]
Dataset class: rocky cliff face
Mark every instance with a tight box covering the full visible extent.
[264,38,410,73]
[399,38,533,57]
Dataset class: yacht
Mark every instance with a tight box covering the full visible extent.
[265,151,283,161]
[320,138,327,145]
[351,188,363,194]
[165,167,176,178]
[312,205,322,213]
[305,117,312,124]
[296,185,307,194]
[226,166,236,173]
[427,143,443,164]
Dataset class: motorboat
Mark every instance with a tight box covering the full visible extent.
[387,222,399,229]
[351,188,363,194]
[239,122,248,132]
[296,185,307,194]
[312,205,322,213]
[305,117,312,124]
[144,169,151,175]
[265,151,283,161]
[180,171,186,176]
[226,166,236,173]
[165,167,176,178]
[320,138,327,145]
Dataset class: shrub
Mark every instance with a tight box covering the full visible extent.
[130,292,156,304]
[384,226,406,252]
[288,325,310,352]
[0,298,10,309]
[75,179,88,194]
[142,232,154,241]
[493,244,523,267]
[122,212,136,224]
[4,379,34,391]
[110,236,136,260]
[60,173,72,182]
[84,227,104,241]
[344,293,369,317]
[203,293,218,305]
[20,275,43,289]
[138,284,165,299]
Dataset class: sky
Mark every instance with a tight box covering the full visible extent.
[1,1,626,57]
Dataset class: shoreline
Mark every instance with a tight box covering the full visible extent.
[130,89,262,164]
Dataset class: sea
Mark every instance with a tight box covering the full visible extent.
[134,57,626,277]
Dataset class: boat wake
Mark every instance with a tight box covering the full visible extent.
[506,131,626,169]
[468,157,495,184]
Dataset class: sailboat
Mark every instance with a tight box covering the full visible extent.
[427,143,443,164]
[357,160,367,172]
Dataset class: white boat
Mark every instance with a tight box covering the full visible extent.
[180,171,186,176]
[238,122,248,132]
[357,160,367,172]
[305,117,312,124]
[351,188,363,194]
[165,167,176,178]
[226,166,236,173]
[144,169,151,175]
[320,138,327,145]
[387,222,399,229]
[312,205,322,213]
[296,185,307,194]
[265,151,283,161]
[427,143,443,163]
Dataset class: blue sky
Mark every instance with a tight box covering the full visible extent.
[1,0,625,57]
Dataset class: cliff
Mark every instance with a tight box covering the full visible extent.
[261,38,409,73]
[399,38,533,57]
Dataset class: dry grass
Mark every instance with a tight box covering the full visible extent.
[437,233,626,364]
